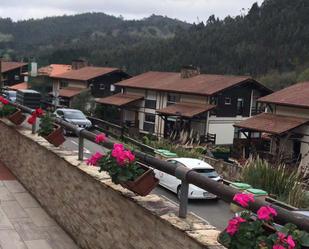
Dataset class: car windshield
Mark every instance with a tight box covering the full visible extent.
[194,168,219,178]
[64,111,85,119]
[8,91,16,97]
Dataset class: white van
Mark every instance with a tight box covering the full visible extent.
[154,158,222,199]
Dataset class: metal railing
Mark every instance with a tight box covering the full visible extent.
[5,101,309,232]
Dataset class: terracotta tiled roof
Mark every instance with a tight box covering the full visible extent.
[1,61,28,73]
[57,87,88,98]
[259,82,309,109]
[95,93,143,106]
[9,82,28,90]
[52,67,118,81]
[157,102,216,118]
[38,64,72,77]
[116,71,269,96]
[234,113,309,135]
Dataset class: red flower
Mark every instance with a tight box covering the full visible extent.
[35,108,44,117]
[27,115,37,125]
[226,217,246,236]
[0,98,9,105]
[95,133,107,143]
[257,206,277,221]
[233,193,254,207]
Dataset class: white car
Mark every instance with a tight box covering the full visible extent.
[154,158,222,200]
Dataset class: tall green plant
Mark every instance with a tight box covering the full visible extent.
[242,157,306,207]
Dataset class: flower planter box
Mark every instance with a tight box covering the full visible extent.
[43,124,65,147]
[121,165,159,196]
[7,109,26,125]
[212,151,230,162]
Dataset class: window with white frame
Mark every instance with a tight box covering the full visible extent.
[167,93,180,106]
[224,97,232,105]
[143,113,155,133]
[145,90,157,109]
[99,83,105,90]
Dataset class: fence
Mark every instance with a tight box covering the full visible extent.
[5,100,309,232]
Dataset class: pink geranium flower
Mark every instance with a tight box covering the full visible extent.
[257,206,277,221]
[286,235,295,249]
[226,217,246,236]
[277,232,286,242]
[95,133,107,143]
[273,245,285,249]
[233,193,254,207]
[86,152,104,166]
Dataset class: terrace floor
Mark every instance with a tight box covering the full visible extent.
[0,161,79,249]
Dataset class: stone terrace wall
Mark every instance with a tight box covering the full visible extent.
[0,119,224,249]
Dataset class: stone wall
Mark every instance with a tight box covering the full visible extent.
[0,119,224,249]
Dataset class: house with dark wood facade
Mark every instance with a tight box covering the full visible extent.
[233,82,309,168]
[0,61,28,86]
[51,60,130,107]
[95,67,271,145]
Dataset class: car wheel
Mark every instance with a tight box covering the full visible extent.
[177,186,181,200]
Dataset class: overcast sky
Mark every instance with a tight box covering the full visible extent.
[0,0,264,23]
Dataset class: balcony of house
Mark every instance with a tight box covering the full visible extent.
[232,112,309,167]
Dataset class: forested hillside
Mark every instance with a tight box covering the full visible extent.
[1,0,309,89]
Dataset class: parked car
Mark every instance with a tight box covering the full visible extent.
[154,158,222,200]
[54,108,92,134]
[2,90,17,103]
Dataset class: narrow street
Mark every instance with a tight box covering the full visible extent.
[63,136,233,230]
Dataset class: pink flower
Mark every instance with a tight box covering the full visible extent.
[257,206,277,221]
[277,232,286,242]
[123,150,135,162]
[86,152,104,166]
[111,144,125,158]
[95,133,107,143]
[273,245,285,249]
[233,193,254,207]
[226,217,246,236]
[286,235,295,249]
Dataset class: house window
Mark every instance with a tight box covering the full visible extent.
[60,80,68,88]
[167,93,180,106]
[110,84,115,92]
[224,97,232,105]
[210,96,218,116]
[143,113,155,133]
[237,98,244,115]
[99,83,105,90]
[145,90,157,109]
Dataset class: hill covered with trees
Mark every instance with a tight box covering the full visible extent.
[1,0,309,89]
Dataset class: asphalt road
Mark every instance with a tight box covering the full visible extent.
[63,135,233,230]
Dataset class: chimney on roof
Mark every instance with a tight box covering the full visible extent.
[72,59,88,70]
[180,65,200,79]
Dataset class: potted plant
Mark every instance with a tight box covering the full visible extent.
[86,143,159,196]
[218,193,309,249]
[38,112,65,147]
[0,97,26,125]
[211,146,231,161]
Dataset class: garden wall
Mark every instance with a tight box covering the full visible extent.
[0,119,224,249]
